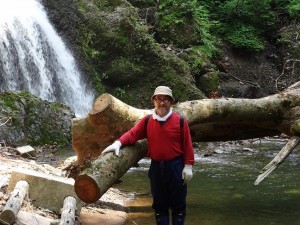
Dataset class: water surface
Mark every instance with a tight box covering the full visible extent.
[114,139,300,225]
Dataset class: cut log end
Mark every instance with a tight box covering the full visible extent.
[0,210,15,224]
[89,94,111,115]
[74,174,100,204]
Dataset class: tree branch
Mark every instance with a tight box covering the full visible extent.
[254,136,300,185]
[0,117,11,127]
[276,59,300,91]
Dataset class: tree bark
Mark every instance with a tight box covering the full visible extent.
[254,136,300,185]
[59,196,77,225]
[73,82,300,203]
[72,82,300,164]
[74,140,147,203]
[72,93,151,165]
[0,180,29,225]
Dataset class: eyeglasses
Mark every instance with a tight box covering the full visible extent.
[155,97,170,104]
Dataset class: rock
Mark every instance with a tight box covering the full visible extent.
[8,168,81,213]
[16,145,36,157]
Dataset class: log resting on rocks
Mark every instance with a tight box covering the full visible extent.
[0,180,29,225]
[72,82,300,164]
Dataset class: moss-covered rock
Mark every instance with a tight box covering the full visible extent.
[0,91,74,147]
[196,71,220,95]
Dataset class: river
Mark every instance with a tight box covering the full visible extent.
[113,138,300,225]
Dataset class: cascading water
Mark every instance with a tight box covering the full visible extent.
[0,0,95,116]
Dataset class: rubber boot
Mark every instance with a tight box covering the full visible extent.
[155,213,169,225]
[172,212,185,225]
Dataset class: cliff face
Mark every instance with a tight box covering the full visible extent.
[40,0,299,106]
[40,0,205,108]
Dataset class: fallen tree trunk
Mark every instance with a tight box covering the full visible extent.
[73,82,300,202]
[72,82,300,164]
[74,141,147,203]
[0,180,28,225]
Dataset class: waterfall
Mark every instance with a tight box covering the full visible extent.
[0,0,95,116]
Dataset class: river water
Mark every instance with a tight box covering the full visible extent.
[114,139,300,225]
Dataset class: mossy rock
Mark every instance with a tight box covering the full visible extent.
[196,71,220,95]
[0,91,74,147]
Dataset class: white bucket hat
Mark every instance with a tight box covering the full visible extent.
[151,86,175,102]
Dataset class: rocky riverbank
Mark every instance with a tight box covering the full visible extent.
[0,145,129,225]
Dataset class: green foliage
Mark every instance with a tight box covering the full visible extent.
[224,24,265,51]
[214,0,277,51]
[127,0,156,7]
[197,71,220,94]
[156,0,218,55]
[178,46,212,76]
[287,0,300,19]
[90,0,128,10]
[218,0,276,27]
[105,57,144,84]
[82,30,103,59]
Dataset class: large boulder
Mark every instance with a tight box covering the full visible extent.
[0,91,74,147]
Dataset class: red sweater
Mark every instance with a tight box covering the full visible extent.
[118,113,194,165]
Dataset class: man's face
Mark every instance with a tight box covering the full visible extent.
[153,95,172,117]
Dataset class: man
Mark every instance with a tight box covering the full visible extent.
[102,86,194,225]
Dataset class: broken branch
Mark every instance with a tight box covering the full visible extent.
[254,136,300,185]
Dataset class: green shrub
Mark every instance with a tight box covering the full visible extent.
[224,24,265,51]
[287,0,300,19]
[156,0,218,55]
[213,0,276,51]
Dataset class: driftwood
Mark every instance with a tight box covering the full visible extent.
[59,196,77,225]
[0,180,28,225]
[254,136,300,185]
[73,82,300,202]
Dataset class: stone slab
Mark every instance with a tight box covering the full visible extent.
[8,168,82,213]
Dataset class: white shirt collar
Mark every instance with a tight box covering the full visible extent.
[152,108,173,121]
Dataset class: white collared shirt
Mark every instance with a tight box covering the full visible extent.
[152,108,173,121]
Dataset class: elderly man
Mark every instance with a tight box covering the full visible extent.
[102,86,194,225]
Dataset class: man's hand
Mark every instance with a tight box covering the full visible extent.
[182,164,193,183]
[101,141,122,156]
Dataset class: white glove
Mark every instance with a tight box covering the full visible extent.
[101,141,122,156]
[182,164,193,183]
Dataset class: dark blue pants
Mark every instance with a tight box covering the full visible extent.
[148,156,187,217]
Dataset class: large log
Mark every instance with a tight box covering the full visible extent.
[72,93,151,165]
[74,140,147,203]
[73,83,300,202]
[72,82,300,164]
